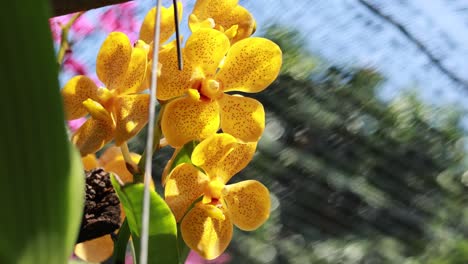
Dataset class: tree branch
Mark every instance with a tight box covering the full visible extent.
[357,0,468,91]
[51,0,134,17]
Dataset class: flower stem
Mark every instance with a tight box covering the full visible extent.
[136,103,165,180]
[120,142,139,175]
[57,12,83,66]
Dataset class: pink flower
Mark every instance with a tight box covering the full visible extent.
[49,13,94,43]
[68,117,87,133]
[185,250,231,264]
[63,55,88,76]
[99,2,139,43]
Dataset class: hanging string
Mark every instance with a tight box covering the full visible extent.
[173,0,183,70]
[140,0,162,263]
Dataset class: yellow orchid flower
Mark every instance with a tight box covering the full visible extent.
[137,2,183,91]
[189,0,256,43]
[76,147,150,262]
[164,133,271,259]
[158,28,282,147]
[139,2,183,45]
[61,32,150,156]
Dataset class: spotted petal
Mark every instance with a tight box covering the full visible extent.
[224,180,270,231]
[72,101,115,156]
[214,5,256,43]
[96,32,132,90]
[184,28,230,77]
[216,37,282,93]
[165,163,209,222]
[181,203,233,260]
[61,75,99,120]
[219,94,265,142]
[157,41,192,100]
[192,133,255,182]
[113,94,149,146]
[139,3,183,44]
[162,97,220,147]
[72,117,114,156]
[114,45,148,95]
[191,0,238,22]
[74,235,113,263]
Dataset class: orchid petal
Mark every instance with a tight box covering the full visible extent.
[113,94,149,146]
[81,154,98,170]
[139,3,183,44]
[181,203,233,260]
[74,235,113,263]
[191,0,238,22]
[224,180,270,231]
[184,28,230,77]
[61,75,98,120]
[192,133,256,183]
[216,37,282,93]
[115,45,148,95]
[165,163,209,222]
[96,32,132,90]
[219,94,265,142]
[72,117,114,156]
[157,41,192,100]
[162,97,220,147]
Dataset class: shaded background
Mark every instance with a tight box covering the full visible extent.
[53,0,468,263]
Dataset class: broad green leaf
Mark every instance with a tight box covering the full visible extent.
[111,176,179,264]
[0,0,85,263]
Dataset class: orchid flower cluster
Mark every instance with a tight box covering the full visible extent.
[60,0,282,262]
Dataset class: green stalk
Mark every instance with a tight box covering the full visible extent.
[136,104,166,182]
[57,12,83,66]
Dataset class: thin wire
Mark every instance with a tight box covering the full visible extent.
[173,0,183,70]
[140,0,162,263]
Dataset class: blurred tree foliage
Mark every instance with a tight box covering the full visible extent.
[223,24,468,263]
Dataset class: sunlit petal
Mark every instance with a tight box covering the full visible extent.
[218,140,256,183]
[216,37,282,93]
[61,75,99,120]
[96,32,132,89]
[224,180,270,231]
[162,97,220,147]
[165,163,209,222]
[219,94,265,142]
[218,5,256,43]
[184,28,230,77]
[74,235,113,263]
[181,203,233,260]
[115,45,148,94]
[113,94,149,146]
[191,133,237,178]
[157,41,192,100]
[188,14,215,32]
[139,3,183,44]
[191,0,238,21]
[72,117,115,156]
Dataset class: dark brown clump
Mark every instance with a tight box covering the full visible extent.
[77,168,121,243]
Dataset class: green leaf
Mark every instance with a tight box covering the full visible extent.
[0,0,85,263]
[111,176,179,264]
[114,218,131,264]
[170,141,199,171]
